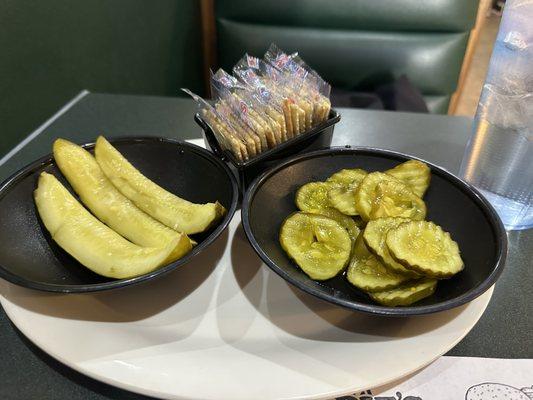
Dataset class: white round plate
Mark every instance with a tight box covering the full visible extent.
[0,215,493,400]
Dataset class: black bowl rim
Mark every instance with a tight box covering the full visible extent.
[241,146,508,316]
[0,136,239,293]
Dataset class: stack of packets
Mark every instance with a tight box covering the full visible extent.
[184,44,331,163]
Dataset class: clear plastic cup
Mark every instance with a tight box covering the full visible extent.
[459,0,533,230]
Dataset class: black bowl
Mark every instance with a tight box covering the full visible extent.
[241,147,507,316]
[0,137,238,293]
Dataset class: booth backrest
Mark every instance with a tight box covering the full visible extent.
[214,0,480,114]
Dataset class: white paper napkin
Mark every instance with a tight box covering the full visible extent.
[336,356,533,400]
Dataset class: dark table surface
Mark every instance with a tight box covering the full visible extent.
[0,93,531,400]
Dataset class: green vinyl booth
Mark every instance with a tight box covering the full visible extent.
[1,0,481,158]
[0,0,205,157]
[213,0,480,114]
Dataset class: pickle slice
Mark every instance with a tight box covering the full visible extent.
[370,180,426,221]
[386,160,431,197]
[295,181,332,212]
[347,234,409,292]
[352,215,366,229]
[355,172,399,221]
[355,172,426,221]
[369,278,437,306]
[326,169,367,216]
[279,212,351,280]
[363,218,420,277]
[386,221,464,278]
[313,208,360,247]
[328,185,358,215]
[326,168,367,186]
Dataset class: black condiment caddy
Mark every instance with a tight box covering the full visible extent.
[195,109,341,192]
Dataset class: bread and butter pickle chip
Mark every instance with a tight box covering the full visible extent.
[326,168,367,186]
[369,278,438,307]
[355,172,426,221]
[386,220,464,278]
[363,218,420,278]
[279,212,351,280]
[295,181,332,212]
[355,172,399,221]
[312,208,360,247]
[386,160,431,197]
[347,234,410,292]
[326,169,367,216]
[328,185,358,215]
[369,180,426,221]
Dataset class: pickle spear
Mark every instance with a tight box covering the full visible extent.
[34,173,177,279]
[280,212,351,280]
[95,136,226,234]
[53,139,192,263]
